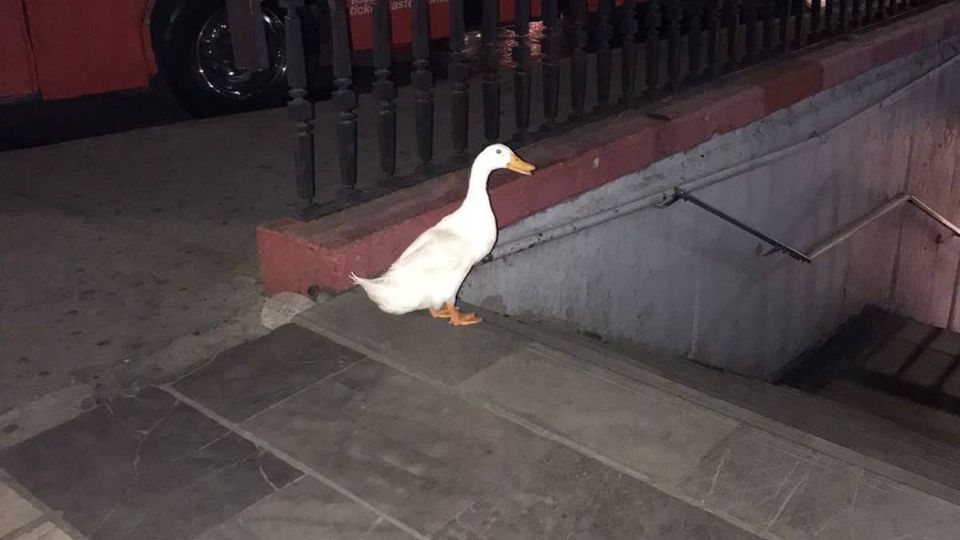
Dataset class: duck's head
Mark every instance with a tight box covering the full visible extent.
[475,144,536,176]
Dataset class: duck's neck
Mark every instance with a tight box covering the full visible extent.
[459,161,494,213]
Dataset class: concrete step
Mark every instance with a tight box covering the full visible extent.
[854,315,960,393]
[782,305,960,449]
[821,379,960,449]
[291,291,960,538]
[494,313,960,505]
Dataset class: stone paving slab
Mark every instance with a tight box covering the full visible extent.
[15,294,960,539]
[432,445,755,540]
[679,425,960,540]
[0,387,301,540]
[458,344,740,486]
[297,293,960,538]
[297,290,529,385]
[10,522,75,540]
[194,477,411,540]
[895,319,938,345]
[863,339,918,376]
[172,316,763,539]
[930,331,960,356]
[173,323,363,423]
[239,358,558,536]
[943,368,960,398]
[902,349,955,387]
[0,481,43,537]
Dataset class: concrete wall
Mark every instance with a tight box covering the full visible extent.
[463,37,960,379]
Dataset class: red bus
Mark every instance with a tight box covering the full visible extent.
[1,1,616,118]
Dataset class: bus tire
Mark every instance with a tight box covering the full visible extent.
[153,0,288,117]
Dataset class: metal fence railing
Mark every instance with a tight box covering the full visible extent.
[279,0,937,219]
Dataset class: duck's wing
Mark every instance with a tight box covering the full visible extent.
[386,229,470,277]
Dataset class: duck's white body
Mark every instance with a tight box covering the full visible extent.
[350,144,534,320]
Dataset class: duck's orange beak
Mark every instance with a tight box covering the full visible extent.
[507,154,536,175]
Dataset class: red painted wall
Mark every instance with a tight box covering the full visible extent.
[23,0,155,100]
[0,0,37,98]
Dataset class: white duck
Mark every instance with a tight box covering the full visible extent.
[350,144,536,326]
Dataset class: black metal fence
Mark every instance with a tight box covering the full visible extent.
[280,0,933,219]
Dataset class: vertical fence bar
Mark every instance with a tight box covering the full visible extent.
[793,0,804,47]
[742,0,758,63]
[838,0,848,32]
[513,0,532,141]
[824,0,834,35]
[864,0,874,26]
[449,0,469,156]
[280,0,315,209]
[724,0,739,72]
[707,0,722,76]
[645,0,663,96]
[372,0,396,177]
[329,0,357,192]
[621,0,639,105]
[778,0,790,52]
[878,0,888,19]
[688,0,705,82]
[482,0,500,143]
[595,0,614,113]
[665,0,682,89]
[809,0,822,42]
[761,0,775,56]
[852,0,861,28]
[570,0,588,119]
[542,0,560,128]
[411,0,434,170]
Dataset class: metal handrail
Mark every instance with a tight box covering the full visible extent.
[665,189,960,263]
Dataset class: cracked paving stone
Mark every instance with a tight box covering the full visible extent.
[0,387,301,540]
[195,477,412,540]
[173,324,363,423]
[433,445,757,540]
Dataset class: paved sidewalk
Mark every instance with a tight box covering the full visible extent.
[4,291,960,539]
[0,108,299,419]
[0,475,83,540]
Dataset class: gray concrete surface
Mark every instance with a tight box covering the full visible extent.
[0,109,298,418]
[10,290,960,538]
[294,291,960,539]
[463,36,960,378]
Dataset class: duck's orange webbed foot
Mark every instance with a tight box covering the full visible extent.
[429,305,453,319]
[446,302,482,326]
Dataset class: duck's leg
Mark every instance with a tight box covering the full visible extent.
[446,302,482,326]
[429,305,452,319]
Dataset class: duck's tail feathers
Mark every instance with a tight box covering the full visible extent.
[348,272,401,313]
[351,271,380,283]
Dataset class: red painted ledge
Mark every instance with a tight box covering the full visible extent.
[258,2,960,296]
